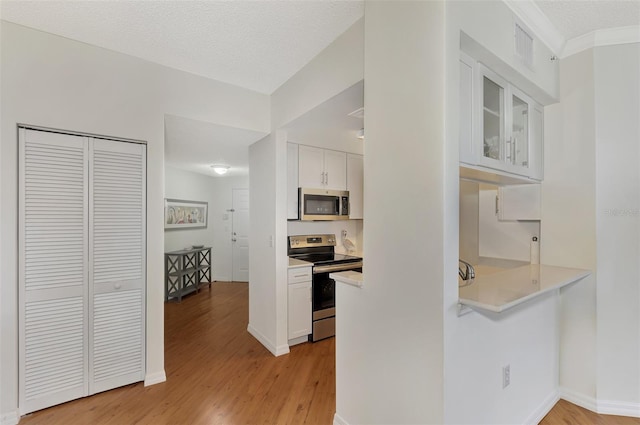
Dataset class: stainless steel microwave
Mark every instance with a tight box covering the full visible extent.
[299,188,349,221]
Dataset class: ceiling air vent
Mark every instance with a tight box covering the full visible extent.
[514,22,534,69]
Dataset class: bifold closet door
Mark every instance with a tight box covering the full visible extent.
[89,138,146,394]
[19,129,90,414]
[20,129,146,414]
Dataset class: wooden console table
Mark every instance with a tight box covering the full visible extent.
[165,247,212,302]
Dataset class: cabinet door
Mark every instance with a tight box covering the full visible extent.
[347,153,364,219]
[508,86,530,171]
[288,281,312,340]
[459,52,475,164]
[89,138,146,394]
[477,64,509,171]
[529,103,544,181]
[287,143,299,219]
[498,184,541,221]
[298,145,325,188]
[323,149,347,190]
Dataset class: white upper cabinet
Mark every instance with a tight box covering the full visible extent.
[460,54,544,181]
[298,145,347,190]
[323,149,347,190]
[346,153,363,219]
[298,145,325,188]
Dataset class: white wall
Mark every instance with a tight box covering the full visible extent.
[452,1,558,104]
[248,135,283,354]
[247,17,365,358]
[270,18,364,129]
[0,21,269,422]
[594,43,640,410]
[335,2,446,423]
[542,42,640,417]
[444,2,562,424]
[542,48,598,405]
[164,166,248,281]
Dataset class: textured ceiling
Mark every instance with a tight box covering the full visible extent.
[536,0,640,40]
[1,0,364,94]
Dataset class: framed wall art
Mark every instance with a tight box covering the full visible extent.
[164,199,208,230]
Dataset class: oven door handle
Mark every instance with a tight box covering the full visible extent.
[313,262,363,274]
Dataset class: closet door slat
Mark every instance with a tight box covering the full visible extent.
[19,129,89,415]
[89,138,146,395]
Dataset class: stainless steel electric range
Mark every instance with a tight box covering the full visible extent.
[288,234,363,342]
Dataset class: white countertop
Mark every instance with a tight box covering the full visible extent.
[459,264,590,313]
[330,270,363,288]
[288,258,313,268]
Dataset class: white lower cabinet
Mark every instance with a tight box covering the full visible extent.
[19,128,146,414]
[288,266,312,343]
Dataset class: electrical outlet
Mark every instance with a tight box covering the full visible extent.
[502,365,511,388]
[341,229,347,239]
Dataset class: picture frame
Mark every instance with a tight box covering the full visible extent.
[164,199,208,230]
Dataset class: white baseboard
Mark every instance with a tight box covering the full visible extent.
[0,410,20,425]
[559,387,598,413]
[560,387,640,418]
[524,390,559,425]
[333,412,349,425]
[144,370,167,386]
[597,399,640,418]
[247,324,290,357]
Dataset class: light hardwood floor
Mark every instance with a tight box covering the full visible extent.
[18,282,640,424]
[20,282,335,424]
[540,399,640,425]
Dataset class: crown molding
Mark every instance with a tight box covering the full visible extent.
[562,25,640,58]
[503,0,566,55]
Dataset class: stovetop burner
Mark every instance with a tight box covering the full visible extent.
[290,252,362,265]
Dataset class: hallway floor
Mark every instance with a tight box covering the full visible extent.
[20,282,335,424]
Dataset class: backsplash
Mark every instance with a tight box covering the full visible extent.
[288,220,363,255]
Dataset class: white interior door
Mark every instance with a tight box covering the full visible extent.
[19,128,146,414]
[19,129,89,414]
[88,138,146,394]
[232,189,249,282]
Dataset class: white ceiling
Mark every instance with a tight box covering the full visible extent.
[286,80,364,154]
[535,0,640,41]
[2,0,636,177]
[164,115,267,177]
[0,0,364,95]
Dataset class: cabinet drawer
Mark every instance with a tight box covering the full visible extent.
[288,267,312,284]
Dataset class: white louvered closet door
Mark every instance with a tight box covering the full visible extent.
[19,129,89,414]
[89,138,146,394]
[20,129,146,414]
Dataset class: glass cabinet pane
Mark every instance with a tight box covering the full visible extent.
[483,76,504,161]
[511,94,529,168]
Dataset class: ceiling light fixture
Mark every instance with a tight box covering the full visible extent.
[356,128,365,140]
[211,164,230,175]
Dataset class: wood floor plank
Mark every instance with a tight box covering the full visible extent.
[19,282,336,425]
[18,282,640,424]
[540,399,640,425]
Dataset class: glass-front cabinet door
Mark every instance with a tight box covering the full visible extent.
[509,86,530,171]
[478,65,508,170]
[477,63,535,177]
